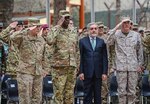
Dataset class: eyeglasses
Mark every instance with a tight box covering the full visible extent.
[69,22,73,25]
[65,16,70,20]
[98,27,104,29]
[17,25,23,27]
[90,27,98,30]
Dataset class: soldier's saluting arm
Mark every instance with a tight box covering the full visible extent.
[46,26,59,45]
[107,22,122,45]
[0,22,18,43]
[143,34,150,48]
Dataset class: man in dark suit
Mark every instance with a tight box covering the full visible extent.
[79,22,108,104]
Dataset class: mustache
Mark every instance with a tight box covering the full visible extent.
[91,31,97,34]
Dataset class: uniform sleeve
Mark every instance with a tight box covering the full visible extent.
[0,26,12,43]
[108,45,116,70]
[10,29,28,45]
[79,39,84,74]
[142,34,150,68]
[137,34,144,66]
[76,39,80,73]
[106,29,116,46]
[143,35,150,48]
[42,43,51,74]
[73,29,80,72]
[46,27,58,45]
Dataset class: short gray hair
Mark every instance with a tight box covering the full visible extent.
[87,22,98,30]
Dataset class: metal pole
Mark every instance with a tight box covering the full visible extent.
[116,0,121,25]
[90,0,95,22]
[46,0,50,27]
[104,2,114,29]
[132,0,136,24]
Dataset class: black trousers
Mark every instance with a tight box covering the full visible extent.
[83,76,102,104]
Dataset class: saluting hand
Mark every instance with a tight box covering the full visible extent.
[9,21,18,28]
[102,74,107,81]
[27,26,37,31]
[42,70,49,77]
[57,16,65,26]
[137,66,144,73]
[79,73,84,80]
[114,21,123,30]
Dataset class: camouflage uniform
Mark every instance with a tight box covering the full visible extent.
[0,25,47,104]
[107,44,119,104]
[6,31,20,78]
[142,32,150,70]
[107,29,143,104]
[98,34,109,104]
[97,22,109,104]
[47,25,78,104]
[42,34,53,74]
[78,32,88,40]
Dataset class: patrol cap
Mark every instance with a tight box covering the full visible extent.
[132,23,138,29]
[144,30,150,35]
[139,29,144,33]
[28,17,41,27]
[0,22,3,27]
[130,21,133,25]
[59,10,70,17]
[121,16,131,23]
[104,26,108,29]
[96,21,104,28]
[104,26,108,31]
[17,21,23,26]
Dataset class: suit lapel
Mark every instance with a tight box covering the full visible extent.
[86,36,93,51]
[95,37,99,51]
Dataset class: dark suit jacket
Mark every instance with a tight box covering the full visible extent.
[79,36,108,78]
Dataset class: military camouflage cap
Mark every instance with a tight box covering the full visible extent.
[96,21,104,28]
[145,30,150,35]
[59,10,70,17]
[104,26,108,29]
[121,16,131,23]
[132,23,138,29]
[17,21,23,26]
[28,17,41,27]
[104,26,108,31]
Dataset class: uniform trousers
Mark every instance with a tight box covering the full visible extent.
[17,73,43,104]
[51,66,76,104]
[116,71,138,104]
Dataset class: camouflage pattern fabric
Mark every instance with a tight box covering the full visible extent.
[116,71,138,104]
[98,34,109,104]
[17,73,43,104]
[78,32,88,40]
[47,25,78,67]
[47,25,78,104]
[107,30,143,71]
[51,67,76,104]
[6,31,20,77]
[142,34,150,70]
[0,26,48,104]
[0,27,48,75]
[107,29,143,104]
